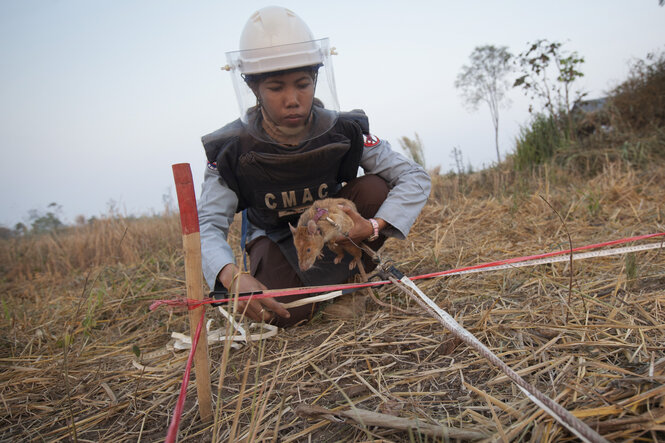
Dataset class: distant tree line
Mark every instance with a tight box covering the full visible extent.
[0,202,66,239]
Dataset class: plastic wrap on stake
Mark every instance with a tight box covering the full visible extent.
[172,163,212,422]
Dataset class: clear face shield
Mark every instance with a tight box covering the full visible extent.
[225,38,340,143]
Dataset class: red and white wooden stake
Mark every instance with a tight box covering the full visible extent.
[172,163,212,421]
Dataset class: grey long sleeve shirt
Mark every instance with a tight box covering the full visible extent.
[198,136,431,289]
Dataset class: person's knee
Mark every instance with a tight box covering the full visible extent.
[357,174,389,200]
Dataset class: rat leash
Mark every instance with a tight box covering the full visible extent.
[340,234,609,443]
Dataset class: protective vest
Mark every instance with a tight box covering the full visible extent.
[202,109,369,234]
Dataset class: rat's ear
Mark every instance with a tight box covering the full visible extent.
[289,223,297,234]
[307,219,318,235]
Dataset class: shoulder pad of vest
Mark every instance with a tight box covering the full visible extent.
[201,118,245,148]
[201,118,245,163]
[338,109,370,135]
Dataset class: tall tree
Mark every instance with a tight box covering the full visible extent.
[513,39,585,138]
[455,45,514,164]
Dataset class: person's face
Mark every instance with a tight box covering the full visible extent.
[257,70,315,128]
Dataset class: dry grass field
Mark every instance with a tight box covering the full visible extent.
[1,151,664,441]
[2,52,665,441]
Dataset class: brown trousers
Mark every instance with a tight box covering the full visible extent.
[246,175,389,327]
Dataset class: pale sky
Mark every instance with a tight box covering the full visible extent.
[1,1,663,227]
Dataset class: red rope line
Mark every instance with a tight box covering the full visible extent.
[165,309,205,443]
[412,232,665,280]
[148,279,386,311]
[151,232,664,310]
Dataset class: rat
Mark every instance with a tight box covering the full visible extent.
[289,198,367,278]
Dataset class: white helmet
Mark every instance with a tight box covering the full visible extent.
[225,6,339,129]
[235,6,324,75]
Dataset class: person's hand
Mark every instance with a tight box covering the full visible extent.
[335,203,384,245]
[218,264,291,323]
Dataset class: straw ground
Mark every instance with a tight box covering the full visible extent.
[1,157,664,441]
